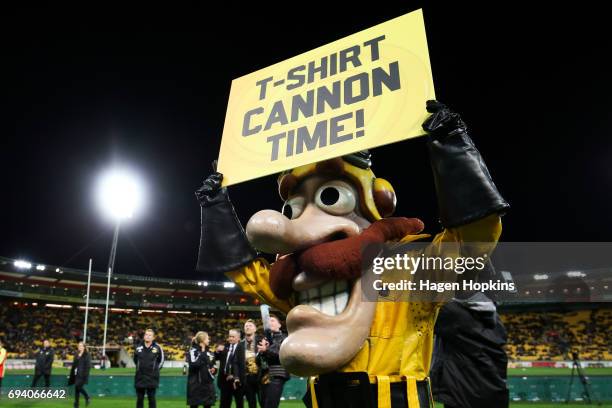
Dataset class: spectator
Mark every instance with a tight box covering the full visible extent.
[31,339,54,387]
[431,293,509,408]
[186,331,217,408]
[217,329,243,408]
[68,341,91,407]
[134,329,164,408]
[257,315,289,408]
[235,319,263,408]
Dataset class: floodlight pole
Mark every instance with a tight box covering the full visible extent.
[101,221,121,369]
[83,258,93,343]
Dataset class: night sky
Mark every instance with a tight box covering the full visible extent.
[2,4,611,280]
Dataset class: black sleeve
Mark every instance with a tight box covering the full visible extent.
[195,174,257,274]
[434,303,458,338]
[232,343,245,381]
[256,352,265,368]
[47,349,55,368]
[69,358,77,377]
[216,350,226,373]
[495,313,508,343]
[267,335,283,358]
[68,358,76,385]
[157,344,165,370]
[187,348,208,368]
[229,347,238,377]
[85,354,91,373]
[423,101,509,228]
[225,350,236,377]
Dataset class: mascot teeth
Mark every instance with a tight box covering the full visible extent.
[297,280,350,316]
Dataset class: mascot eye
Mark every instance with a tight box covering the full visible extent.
[314,181,356,215]
[282,196,305,219]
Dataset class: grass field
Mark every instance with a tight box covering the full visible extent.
[507,366,612,376]
[8,366,612,376]
[0,397,610,407]
[3,367,611,407]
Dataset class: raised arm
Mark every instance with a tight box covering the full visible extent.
[420,101,509,302]
[195,172,292,313]
[195,172,257,274]
[423,100,509,232]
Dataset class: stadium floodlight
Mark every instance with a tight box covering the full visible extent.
[95,166,146,368]
[14,260,32,269]
[224,282,236,289]
[96,168,145,220]
[45,304,72,309]
[566,271,586,278]
[36,264,46,271]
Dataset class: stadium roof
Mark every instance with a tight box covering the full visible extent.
[0,255,234,293]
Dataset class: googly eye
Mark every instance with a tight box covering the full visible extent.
[281,196,305,219]
[314,181,356,215]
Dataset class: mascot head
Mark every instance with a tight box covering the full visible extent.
[245,151,425,376]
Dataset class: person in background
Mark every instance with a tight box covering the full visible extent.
[431,292,509,408]
[133,328,164,408]
[31,339,54,387]
[234,319,262,408]
[0,339,7,395]
[68,341,91,407]
[217,328,243,408]
[257,315,289,408]
[186,331,217,408]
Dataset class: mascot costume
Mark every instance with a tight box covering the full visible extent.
[195,100,509,408]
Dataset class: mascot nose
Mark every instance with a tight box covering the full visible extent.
[246,209,295,254]
[246,205,361,255]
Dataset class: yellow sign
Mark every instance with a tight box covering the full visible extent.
[218,9,435,186]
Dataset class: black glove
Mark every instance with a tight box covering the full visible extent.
[195,171,257,274]
[423,100,509,228]
[195,172,224,206]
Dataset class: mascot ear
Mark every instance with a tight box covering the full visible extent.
[373,178,396,218]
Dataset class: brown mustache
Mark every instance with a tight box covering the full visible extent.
[269,217,424,299]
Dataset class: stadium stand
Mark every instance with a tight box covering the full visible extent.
[2,300,612,363]
[501,308,612,361]
[1,256,611,365]
[0,301,258,361]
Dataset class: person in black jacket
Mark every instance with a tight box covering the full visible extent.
[133,328,164,408]
[31,339,54,387]
[187,331,217,408]
[216,329,243,408]
[68,342,91,407]
[431,292,509,408]
[257,315,289,408]
[233,319,262,408]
